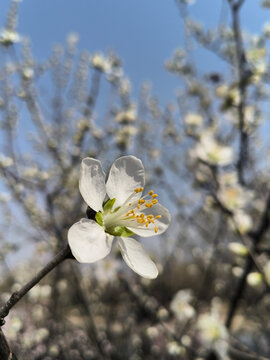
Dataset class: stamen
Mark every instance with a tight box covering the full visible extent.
[134,187,144,193]
[120,187,162,231]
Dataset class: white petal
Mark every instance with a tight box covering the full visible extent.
[118,237,158,279]
[79,157,106,211]
[68,218,113,263]
[127,203,171,237]
[106,156,145,208]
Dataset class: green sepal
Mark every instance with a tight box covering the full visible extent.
[103,198,116,213]
[113,206,121,213]
[95,211,103,226]
[107,226,134,237]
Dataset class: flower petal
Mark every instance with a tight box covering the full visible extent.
[79,157,106,212]
[68,218,113,263]
[106,156,145,208]
[127,203,171,237]
[118,237,158,279]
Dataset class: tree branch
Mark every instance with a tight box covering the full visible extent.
[0,328,18,360]
[226,192,270,328]
[0,244,72,325]
[228,0,249,185]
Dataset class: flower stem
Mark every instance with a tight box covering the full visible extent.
[0,244,72,325]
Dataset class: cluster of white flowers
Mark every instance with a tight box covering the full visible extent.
[170,289,195,322]
[184,113,203,127]
[247,261,270,287]
[191,130,234,167]
[228,242,248,257]
[0,28,20,46]
[0,154,14,168]
[167,341,186,356]
[197,299,229,359]
[217,172,253,212]
[115,126,138,150]
[22,167,50,181]
[229,210,253,235]
[115,106,137,124]
[90,53,111,73]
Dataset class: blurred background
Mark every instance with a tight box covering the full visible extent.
[0,0,270,359]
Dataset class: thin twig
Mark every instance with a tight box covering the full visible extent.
[226,192,270,328]
[0,328,18,360]
[0,244,72,325]
[228,0,249,185]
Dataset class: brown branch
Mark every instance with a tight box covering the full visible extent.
[228,0,251,185]
[0,328,18,360]
[226,192,270,328]
[0,244,72,325]
[228,0,249,185]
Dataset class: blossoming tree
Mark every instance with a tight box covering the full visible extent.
[0,0,270,359]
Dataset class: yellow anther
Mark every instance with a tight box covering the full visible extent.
[139,199,145,204]
[151,199,158,205]
[145,203,151,208]
[146,223,149,227]
[147,215,154,219]
[129,202,132,206]
[140,213,145,218]
[155,215,162,219]
[148,190,154,196]
[152,194,158,198]
[140,187,144,192]
[154,226,158,233]
[137,204,140,209]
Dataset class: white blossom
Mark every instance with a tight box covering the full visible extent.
[193,131,233,166]
[170,289,195,322]
[197,299,229,359]
[68,156,171,279]
[90,53,111,72]
[247,272,263,287]
[0,29,20,46]
[230,211,253,235]
[228,242,248,257]
[184,113,203,127]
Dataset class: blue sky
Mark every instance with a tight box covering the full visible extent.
[0,0,270,263]
[1,0,269,104]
